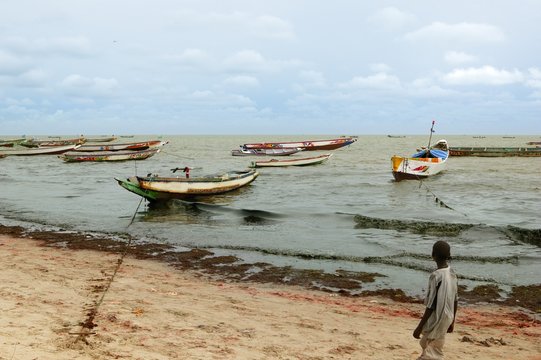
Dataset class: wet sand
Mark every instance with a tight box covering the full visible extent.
[0,226,540,359]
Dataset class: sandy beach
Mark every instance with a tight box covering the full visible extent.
[0,233,539,360]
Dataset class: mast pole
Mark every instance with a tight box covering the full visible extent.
[427,120,436,149]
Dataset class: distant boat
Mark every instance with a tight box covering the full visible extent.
[231,147,301,156]
[250,153,332,168]
[0,144,80,156]
[20,137,85,148]
[83,136,117,143]
[59,148,161,162]
[502,136,515,139]
[472,136,486,139]
[75,140,167,152]
[392,140,449,181]
[526,141,541,145]
[387,135,406,138]
[449,147,541,157]
[242,137,357,151]
[115,169,259,201]
[0,141,14,147]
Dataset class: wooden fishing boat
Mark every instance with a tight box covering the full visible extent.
[83,136,117,143]
[0,144,80,156]
[250,153,332,168]
[526,141,541,145]
[20,137,86,148]
[115,169,259,201]
[392,140,449,181]
[449,147,541,157]
[59,148,160,162]
[231,147,301,156]
[75,140,167,152]
[242,137,357,151]
[0,141,15,147]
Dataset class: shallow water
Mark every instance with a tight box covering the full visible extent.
[1,135,540,297]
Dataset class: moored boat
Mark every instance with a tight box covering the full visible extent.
[20,137,86,148]
[242,137,356,151]
[82,136,117,143]
[392,140,449,181]
[75,140,167,152]
[115,169,259,201]
[449,147,541,157]
[0,144,80,156]
[0,141,15,147]
[59,148,161,162]
[231,147,301,156]
[250,153,332,168]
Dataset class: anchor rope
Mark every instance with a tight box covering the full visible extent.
[74,198,143,344]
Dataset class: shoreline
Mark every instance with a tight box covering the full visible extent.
[0,225,540,358]
[1,223,539,312]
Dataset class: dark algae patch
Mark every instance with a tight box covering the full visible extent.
[459,284,503,303]
[1,224,539,312]
[503,285,541,312]
[504,226,541,247]
[353,215,474,236]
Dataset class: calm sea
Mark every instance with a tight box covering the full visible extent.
[1,135,540,297]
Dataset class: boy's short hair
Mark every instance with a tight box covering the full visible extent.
[432,240,451,261]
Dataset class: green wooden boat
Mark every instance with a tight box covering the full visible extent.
[449,147,541,157]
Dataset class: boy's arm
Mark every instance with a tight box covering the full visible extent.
[413,307,434,339]
[447,298,458,333]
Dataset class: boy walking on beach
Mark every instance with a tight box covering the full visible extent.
[413,240,458,360]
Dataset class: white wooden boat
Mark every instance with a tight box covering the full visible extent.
[59,148,160,162]
[242,137,357,151]
[231,147,301,156]
[250,153,332,168]
[75,140,167,152]
[0,144,80,156]
[391,139,449,181]
[115,169,259,201]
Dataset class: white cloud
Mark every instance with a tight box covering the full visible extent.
[444,51,478,65]
[370,63,392,73]
[61,74,119,96]
[338,72,401,89]
[223,50,301,73]
[253,15,295,40]
[298,70,326,88]
[442,66,523,85]
[369,7,416,30]
[177,11,295,40]
[166,48,210,69]
[16,69,48,88]
[2,36,92,57]
[525,68,541,89]
[405,22,505,43]
[0,50,30,75]
[223,75,260,87]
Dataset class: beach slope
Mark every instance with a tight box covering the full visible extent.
[0,234,539,359]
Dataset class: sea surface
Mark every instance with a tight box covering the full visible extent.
[1,135,540,298]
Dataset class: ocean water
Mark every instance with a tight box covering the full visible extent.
[1,135,540,297]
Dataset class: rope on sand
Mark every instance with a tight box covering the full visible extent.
[73,199,143,344]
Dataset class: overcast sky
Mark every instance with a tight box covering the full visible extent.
[1,1,540,135]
